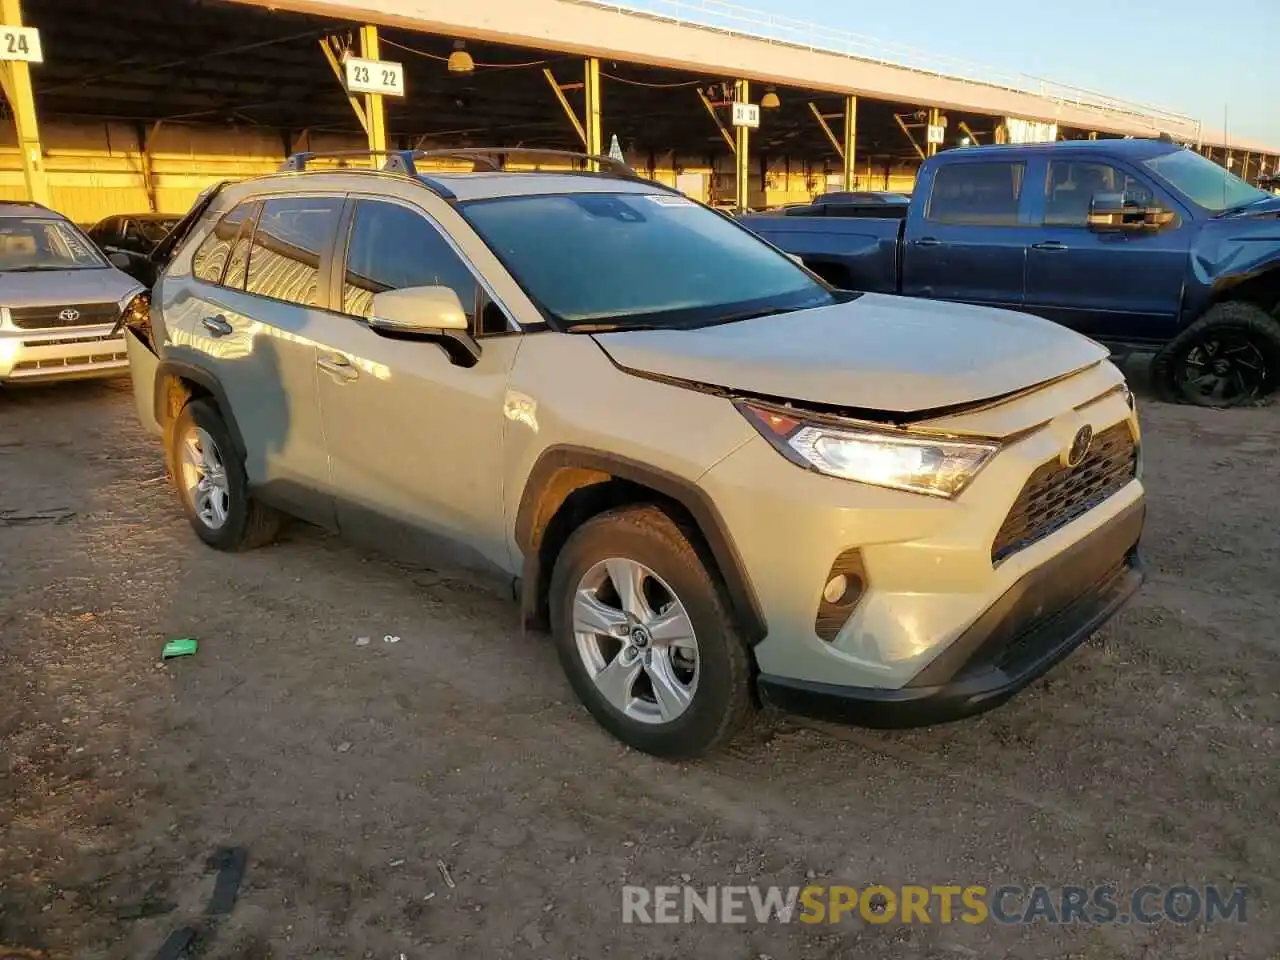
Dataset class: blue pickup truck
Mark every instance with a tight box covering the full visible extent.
[740,139,1280,406]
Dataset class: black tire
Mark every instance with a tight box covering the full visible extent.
[168,398,281,551]
[549,505,754,758]
[1152,301,1280,407]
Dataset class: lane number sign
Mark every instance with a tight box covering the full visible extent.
[0,26,42,63]
[344,56,405,97]
[926,124,946,145]
[731,102,760,129]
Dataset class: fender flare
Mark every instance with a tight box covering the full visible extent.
[153,360,246,459]
[515,445,767,644]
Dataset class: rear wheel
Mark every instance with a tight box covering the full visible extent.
[1152,301,1280,407]
[549,505,754,757]
[169,399,281,551]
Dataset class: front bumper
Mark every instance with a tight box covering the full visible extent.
[0,325,129,383]
[758,498,1145,727]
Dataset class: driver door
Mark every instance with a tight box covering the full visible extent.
[314,195,520,582]
[1023,158,1192,343]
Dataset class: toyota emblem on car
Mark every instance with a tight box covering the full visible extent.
[1065,425,1094,468]
[58,308,80,323]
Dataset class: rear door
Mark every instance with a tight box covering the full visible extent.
[900,157,1040,309]
[1022,156,1192,342]
[312,194,520,581]
[166,194,342,523]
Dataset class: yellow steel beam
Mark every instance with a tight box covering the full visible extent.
[894,113,926,161]
[958,121,982,145]
[696,88,735,153]
[842,95,857,189]
[319,36,368,136]
[0,0,49,206]
[542,68,586,146]
[359,25,387,154]
[927,107,941,157]
[734,78,749,210]
[807,102,843,160]
[584,57,602,169]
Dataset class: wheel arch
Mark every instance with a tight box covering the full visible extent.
[514,446,767,645]
[153,360,246,460]
[1207,263,1280,317]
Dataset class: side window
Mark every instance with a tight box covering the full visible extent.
[245,197,343,307]
[1044,160,1157,226]
[222,201,261,290]
[926,162,1027,226]
[192,203,252,284]
[341,200,480,328]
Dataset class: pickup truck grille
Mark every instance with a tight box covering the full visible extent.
[9,302,120,330]
[992,422,1137,564]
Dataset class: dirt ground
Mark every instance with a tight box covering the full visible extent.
[1,371,1277,959]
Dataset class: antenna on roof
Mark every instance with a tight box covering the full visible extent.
[1223,103,1229,210]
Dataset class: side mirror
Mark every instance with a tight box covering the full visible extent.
[1088,192,1176,232]
[368,285,480,367]
[107,251,133,270]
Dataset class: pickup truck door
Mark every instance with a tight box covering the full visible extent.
[1023,157,1191,343]
[900,157,1039,309]
[312,194,518,584]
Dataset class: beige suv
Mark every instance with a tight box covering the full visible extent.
[125,149,1146,757]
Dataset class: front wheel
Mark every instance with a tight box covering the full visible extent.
[1152,301,1280,407]
[549,505,754,757]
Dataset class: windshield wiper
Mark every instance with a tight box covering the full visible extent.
[2,264,79,272]
[569,321,669,333]
[1215,196,1271,218]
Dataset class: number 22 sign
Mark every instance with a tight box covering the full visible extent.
[344,57,405,97]
[0,26,42,63]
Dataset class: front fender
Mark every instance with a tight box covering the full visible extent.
[1188,219,1280,317]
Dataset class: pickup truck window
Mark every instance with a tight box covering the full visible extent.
[1142,148,1269,214]
[926,162,1026,226]
[1044,161,1155,226]
[462,192,835,330]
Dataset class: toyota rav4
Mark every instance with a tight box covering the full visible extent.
[123,149,1146,757]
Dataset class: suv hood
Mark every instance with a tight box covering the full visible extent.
[0,266,141,306]
[592,293,1108,414]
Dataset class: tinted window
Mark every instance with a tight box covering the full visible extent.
[926,162,1026,226]
[341,200,479,326]
[461,192,835,329]
[193,203,251,284]
[1144,148,1268,213]
[222,202,260,290]
[245,197,343,307]
[1044,160,1156,225]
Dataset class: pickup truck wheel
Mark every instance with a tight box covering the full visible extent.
[170,399,281,551]
[549,505,754,758]
[1152,301,1280,407]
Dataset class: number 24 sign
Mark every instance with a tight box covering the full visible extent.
[345,57,405,97]
[0,26,42,63]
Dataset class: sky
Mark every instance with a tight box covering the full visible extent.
[635,0,1280,146]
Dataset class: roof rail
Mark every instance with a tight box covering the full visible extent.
[278,149,423,173]
[413,147,636,177]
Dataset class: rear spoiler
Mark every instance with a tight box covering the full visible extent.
[146,180,230,280]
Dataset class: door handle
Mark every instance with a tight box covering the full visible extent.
[200,314,233,337]
[1031,240,1068,251]
[911,237,942,247]
[317,354,358,382]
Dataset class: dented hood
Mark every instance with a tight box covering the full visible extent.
[592,293,1109,414]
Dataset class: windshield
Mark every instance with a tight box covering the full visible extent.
[135,219,178,244]
[0,218,105,271]
[1143,149,1269,214]
[461,192,836,329]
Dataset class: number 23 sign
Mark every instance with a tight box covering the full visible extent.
[344,57,405,97]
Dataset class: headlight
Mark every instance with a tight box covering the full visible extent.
[738,401,998,498]
[111,291,150,337]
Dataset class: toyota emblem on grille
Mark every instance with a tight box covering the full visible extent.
[58,308,80,323]
[1063,425,1093,468]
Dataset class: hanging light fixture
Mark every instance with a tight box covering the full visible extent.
[760,87,781,109]
[447,40,475,74]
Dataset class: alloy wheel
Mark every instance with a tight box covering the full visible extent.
[178,425,230,530]
[572,557,700,725]
[1176,335,1269,405]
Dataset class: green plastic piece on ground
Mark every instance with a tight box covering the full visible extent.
[162,638,199,659]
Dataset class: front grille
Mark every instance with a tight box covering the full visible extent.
[10,302,120,330]
[992,422,1137,564]
[12,350,128,371]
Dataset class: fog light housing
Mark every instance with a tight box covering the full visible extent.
[815,549,866,642]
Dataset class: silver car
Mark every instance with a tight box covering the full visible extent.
[0,201,146,385]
